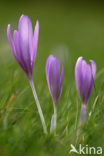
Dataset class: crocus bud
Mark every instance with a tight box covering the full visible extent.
[7,15,39,80]
[46,55,64,106]
[75,57,96,123]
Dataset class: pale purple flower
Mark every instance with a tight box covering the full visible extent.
[75,56,96,104]
[7,15,39,80]
[7,15,47,133]
[46,55,64,106]
[75,56,96,123]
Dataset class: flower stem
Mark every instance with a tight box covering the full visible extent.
[80,104,86,124]
[29,78,47,134]
[50,105,57,134]
[54,105,57,134]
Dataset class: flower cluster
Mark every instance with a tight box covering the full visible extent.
[7,15,96,133]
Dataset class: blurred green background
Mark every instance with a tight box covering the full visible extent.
[0,0,104,156]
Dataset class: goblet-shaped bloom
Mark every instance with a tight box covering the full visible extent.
[75,57,96,104]
[75,57,96,124]
[7,15,47,133]
[7,15,39,79]
[46,55,64,106]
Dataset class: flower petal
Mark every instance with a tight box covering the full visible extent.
[46,55,55,85]
[13,30,21,60]
[13,30,28,74]
[86,60,96,101]
[18,15,33,74]
[90,60,96,80]
[18,15,32,60]
[7,24,17,58]
[75,57,83,98]
[75,57,96,104]
[46,55,63,105]
[82,63,92,103]
[32,20,39,66]
[48,58,61,103]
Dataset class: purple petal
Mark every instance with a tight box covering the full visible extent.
[75,57,97,104]
[48,58,60,98]
[86,60,96,101]
[13,30,21,61]
[7,25,17,59]
[46,55,63,105]
[18,15,33,73]
[46,55,55,85]
[13,30,28,74]
[82,63,92,103]
[18,15,33,56]
[32,20,39,66]
[90,60,96,80]
[75,57,83,98]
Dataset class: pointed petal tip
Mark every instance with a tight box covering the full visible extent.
[19,14,30,26]
[90,59,96,65]
[90,59,96,70]
[48,54,55,60]
[90,59,96,79]
[7,23,17,58]
[77,56,83,61]
[36,20,39,25]
[46,54,54,67]
[50,54,54,57]
[7,24,10,36]
[35,20,39,33]
[75,56,83,68]
[7,24,10,28]
[21,14,24,17]
[7,24,10,31]
[7,24,11,38]
[19,15,24,22]
[75,56,83,69]
[20,14,25,20]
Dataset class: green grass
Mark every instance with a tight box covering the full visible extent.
[0,1,104,156]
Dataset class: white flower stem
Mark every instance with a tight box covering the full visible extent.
[54,105,57,134]
[29,78,47,134]
[50,104,57,134]
[80,104,86,124]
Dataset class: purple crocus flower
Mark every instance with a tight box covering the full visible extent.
[75,56,96,123]
[46,55,64,106]
[7,15,39,80]
[7,15,47,134]
[46,55,63,133]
